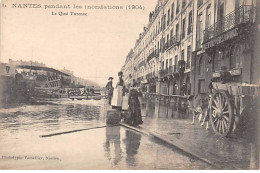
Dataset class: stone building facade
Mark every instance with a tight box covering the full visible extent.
[122,0,257,99]
[191,0,257,98]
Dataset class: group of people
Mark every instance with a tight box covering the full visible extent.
[105,71,143,126]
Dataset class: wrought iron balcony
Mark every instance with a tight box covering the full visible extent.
[147,51,155,62]
[159,67,173,78]
[138,61,144,68]
[159,69,166,77]
[203,5,255,43]
[146,72,152,79]
[164,35,180,51]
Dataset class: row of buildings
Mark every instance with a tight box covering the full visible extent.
[121,0,259,100]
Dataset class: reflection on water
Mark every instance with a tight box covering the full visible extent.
[141,98,192,120]
[104,126,122,165]
[104,127,142,167]
[123,130,142,167]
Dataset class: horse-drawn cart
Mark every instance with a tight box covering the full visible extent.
[209,82,260,137]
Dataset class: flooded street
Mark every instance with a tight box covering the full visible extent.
[0,99,213,169]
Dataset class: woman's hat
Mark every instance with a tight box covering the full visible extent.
[108,77,113,80]
[118,71,123,76]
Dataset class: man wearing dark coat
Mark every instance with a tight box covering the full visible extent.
[106,77,114,105]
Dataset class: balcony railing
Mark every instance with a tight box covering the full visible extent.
[203,5,255,43]
[138,61,144,68]
[164,35,180,51]
[159,66,175,78]
[146,72,152,79]
[137,76,143,82]
[159,69,166,77]
[147,51,155,62]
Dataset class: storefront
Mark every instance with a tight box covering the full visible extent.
[193,22,256,97]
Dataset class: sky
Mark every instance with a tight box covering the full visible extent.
[0,0,158,87]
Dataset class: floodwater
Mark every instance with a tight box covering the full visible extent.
[0,98,212,169]
[141,98,191,119]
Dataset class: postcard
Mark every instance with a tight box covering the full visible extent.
[0,0,259,170]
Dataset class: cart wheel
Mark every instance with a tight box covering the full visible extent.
[209,90,234,137]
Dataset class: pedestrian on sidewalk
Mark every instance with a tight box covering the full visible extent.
[128,82,143,126]
[111,71,125,110]
[105,77,114,105]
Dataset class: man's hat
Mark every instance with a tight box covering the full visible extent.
[108,77,113,80]
[118,71,123,76]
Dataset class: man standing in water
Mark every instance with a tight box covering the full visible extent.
[105,77,114,105]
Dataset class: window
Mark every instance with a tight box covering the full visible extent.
[198,79,205,93]
[171,3,174,20]
[187,46,191,69]
[182,18,186,39]
[182,0,186,9]
[163,37,165,52]
[181,50,184,60]
[174,55,178,72]
[169,58,172,66]
[197,14,203,49]
[188,11,193,34]
[162,61,164,69]
[176,0,179,14]
[160,38,163,52]
[198,0,203,8]
[158,21,160,32]
[157,42,160,54]
[176,23,179,37]
[230,45,240,69]
[164,14,166,30]
[166,59,168,70]
[198,56,205,75]
[206,7,211,28]
[213,50,222,71]
[161,15,164,31]
[167,9,170,26]
[170,29,173,41]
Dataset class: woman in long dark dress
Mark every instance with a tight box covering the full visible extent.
[128,83,143,126]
